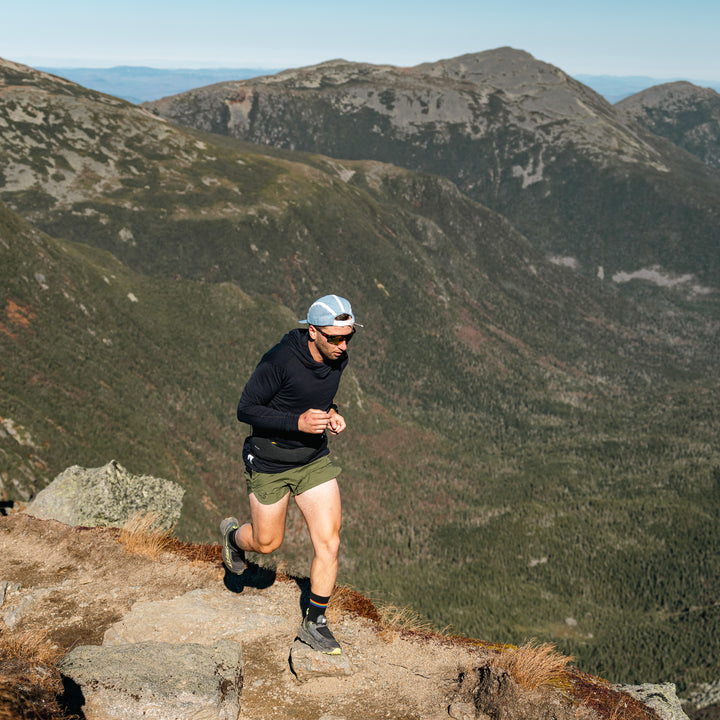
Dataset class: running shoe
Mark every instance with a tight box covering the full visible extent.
[220,517,245,574]
[297,613,342,655]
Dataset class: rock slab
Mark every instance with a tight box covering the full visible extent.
[58,639,243,720]
[289,640,354,681]
[103,587,287,646]
[24,460,184,529]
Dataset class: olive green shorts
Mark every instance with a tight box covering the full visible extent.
[245,455,342,506]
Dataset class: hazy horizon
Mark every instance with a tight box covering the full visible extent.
[26,62,720,87]
[3,0,718,81]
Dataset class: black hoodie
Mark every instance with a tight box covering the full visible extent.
[237,328,348,473]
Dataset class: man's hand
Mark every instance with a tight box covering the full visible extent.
[298,408,331,434]
[327,408,346,435]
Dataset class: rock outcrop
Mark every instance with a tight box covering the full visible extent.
[615,684,690,720]
[58,639,243,720]
[0,497,705,720]
[101,587,288,646]
[23,460,184,530]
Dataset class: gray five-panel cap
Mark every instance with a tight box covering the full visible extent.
[299,295,363,327]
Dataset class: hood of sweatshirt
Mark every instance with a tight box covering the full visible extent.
[284,328,348,376]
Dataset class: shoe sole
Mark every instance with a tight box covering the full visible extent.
[220,517,245,574]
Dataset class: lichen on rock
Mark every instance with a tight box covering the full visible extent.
[24,459,184,530]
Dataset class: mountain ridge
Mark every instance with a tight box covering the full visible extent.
[28,59,720,106]
[143,47,720,288]
[36,65,282,104]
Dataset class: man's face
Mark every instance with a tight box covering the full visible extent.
[309,325,355,362]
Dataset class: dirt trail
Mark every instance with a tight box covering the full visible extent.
[1,513,660,720]
[0,513,481,719]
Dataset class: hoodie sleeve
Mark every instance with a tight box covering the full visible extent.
[236,359,299,433]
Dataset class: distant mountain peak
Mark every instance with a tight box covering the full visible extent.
[417,46,553,81]
[619,79,719,105]
[146,46,660,171]
[617,80,720,168]
[142,49,720,286]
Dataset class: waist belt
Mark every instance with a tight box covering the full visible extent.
[250,436,322,464]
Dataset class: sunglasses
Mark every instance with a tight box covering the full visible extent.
[313,326,356,346]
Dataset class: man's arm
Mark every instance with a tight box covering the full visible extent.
[236,361,299,433]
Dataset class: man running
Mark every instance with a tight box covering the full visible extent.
[221,294,361,655]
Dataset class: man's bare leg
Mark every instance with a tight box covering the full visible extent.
[235,491,291,555]
[294,478,342,596]
[294,478,343,653]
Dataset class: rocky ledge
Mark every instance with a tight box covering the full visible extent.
[0,463,704,719]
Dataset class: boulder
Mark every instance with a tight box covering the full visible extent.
[24,460,184,529]
[58,639,242,720]
[288,640,353,681]
[615,683,690,720]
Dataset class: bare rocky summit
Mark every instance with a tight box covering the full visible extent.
[616,81,720,169]
[142,47,720,286]
[145,47,660,168]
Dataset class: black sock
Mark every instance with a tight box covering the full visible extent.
[229,528,243,553]
[306,592,331,623]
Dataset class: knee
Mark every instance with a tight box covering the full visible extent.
[316,531,340,559]
[253,534,284,554]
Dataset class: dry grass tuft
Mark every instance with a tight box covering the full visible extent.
[118,513,174,558]
[326,585,381,623]
[376,603,438,634]
[0,625,65,718]
[166,537,221,564]
[329,590,455,639]
[0,627,60,667]
[491,640,574,691]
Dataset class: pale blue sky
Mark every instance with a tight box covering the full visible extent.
[3,0,718,80]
